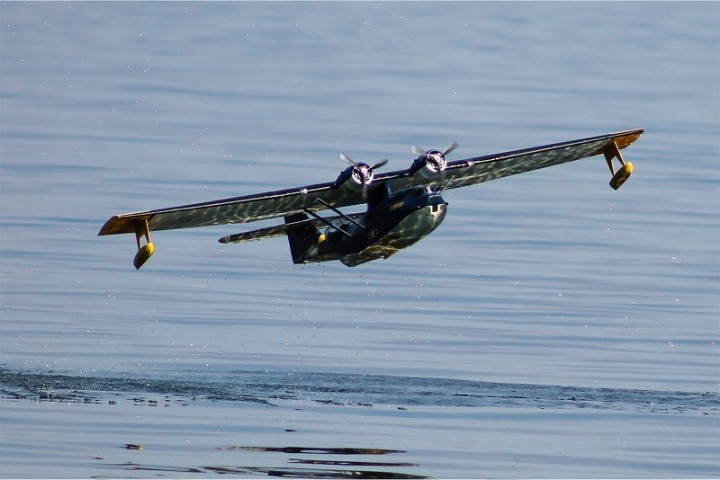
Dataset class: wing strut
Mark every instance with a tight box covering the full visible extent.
[316,198,366,230]
[304,209,353,238]
[133,218,154,269]
[604,140,634,190]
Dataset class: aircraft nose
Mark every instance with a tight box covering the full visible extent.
[430,201,448,224]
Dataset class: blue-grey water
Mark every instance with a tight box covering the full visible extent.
[1,2,718,478]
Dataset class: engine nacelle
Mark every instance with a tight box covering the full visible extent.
[335,163,374,192]
[410,150,447,179]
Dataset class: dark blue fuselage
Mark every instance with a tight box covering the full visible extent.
[301,186,447,266]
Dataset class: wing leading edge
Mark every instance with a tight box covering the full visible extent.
[99,129,642,238]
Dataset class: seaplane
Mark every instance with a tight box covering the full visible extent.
[98,129,643,269]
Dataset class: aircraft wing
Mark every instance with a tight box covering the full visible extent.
[98,180,366,236]
[99,129,643,237]
[373,128,644,193]
[443,128,644,190]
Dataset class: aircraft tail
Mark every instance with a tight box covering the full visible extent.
[285,213,323,264]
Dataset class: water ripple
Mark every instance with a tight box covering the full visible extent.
[1,368,716,415]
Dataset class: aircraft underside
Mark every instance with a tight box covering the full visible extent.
[293,202,448,267]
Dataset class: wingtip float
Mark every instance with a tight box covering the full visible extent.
[603,136,637,190]
[99,129,644,270]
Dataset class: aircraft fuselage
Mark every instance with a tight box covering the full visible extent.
[293,186,448,267]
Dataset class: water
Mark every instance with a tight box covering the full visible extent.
[1,2,718,478]
[2,369,717,478]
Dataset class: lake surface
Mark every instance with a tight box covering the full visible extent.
[1,2,718,478]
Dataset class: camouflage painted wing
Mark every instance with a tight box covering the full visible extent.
[99,129,643,237]
[442,128,643,190]
[98,180,366,236]
[374,128,644,193]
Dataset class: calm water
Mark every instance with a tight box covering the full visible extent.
[1,2,718,478]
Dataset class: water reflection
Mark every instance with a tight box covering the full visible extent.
[107,446,426,479]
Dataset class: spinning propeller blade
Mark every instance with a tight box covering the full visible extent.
[340,153,356,166]
[370,159,388,170]
[411,142,458,157]
[442,141,458,156]
[411,145,426,156]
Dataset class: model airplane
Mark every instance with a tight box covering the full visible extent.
[99,129,643,269]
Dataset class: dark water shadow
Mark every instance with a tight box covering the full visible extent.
[2,367,718,414]
[104,446,427,479]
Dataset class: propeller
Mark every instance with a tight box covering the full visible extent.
[412,141,458,157]
[338,153,388,200]
[410,141,458,179]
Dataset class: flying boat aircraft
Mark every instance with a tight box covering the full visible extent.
[99,129,643,269]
